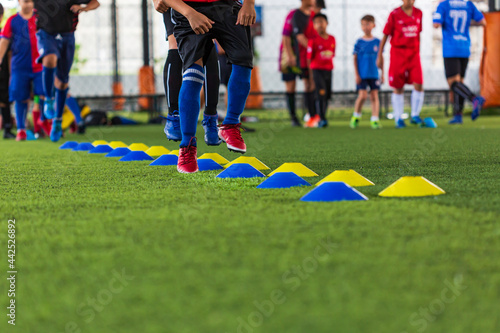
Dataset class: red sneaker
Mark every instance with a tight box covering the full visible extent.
[177,141,198,174]
[38,119,52,136]
[305,115,321,128]
[16,130,27,141]
[33,110,42,133]
[218,123,246,154]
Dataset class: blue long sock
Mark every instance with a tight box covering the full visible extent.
[179,64,204,147]
[65,96,82,123]
[39,99,46,121]
[223,65,252,125]
[15,101,28,130]
[42,67,56,99]
[55,88,69,119]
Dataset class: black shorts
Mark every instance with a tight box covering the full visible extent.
[282,67,309,82]
[173,1,253,71]
[218,54,232,86]
[0,89,9,105]
[163,9,174,39]
[444,57,469,78]
[312,69,332,100]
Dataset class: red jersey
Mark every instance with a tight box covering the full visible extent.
[383,7,423,49]
[307,35,336,71]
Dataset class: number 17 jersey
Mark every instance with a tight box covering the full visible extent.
[433,0,484,58]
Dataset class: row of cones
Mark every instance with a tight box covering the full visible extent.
[60,141,446,201]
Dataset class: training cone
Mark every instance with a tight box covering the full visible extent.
[149,154,178,166]
[128,143,149,151]
[89,145,113,154]
[301,182,369,202]
[199,153,229,165]
[423,117,438,128]
[119,151,154,162]
[316,170,374,187]
[72,143,94,151]
[257,172,310,189]
[224,156,270,170]
[26,130,37,141]
[92,140,108,146]
[169,150,179,156]
[217,163,266,179]
[146,146,170,157]
[109,141,128,149]
[378,176,446,197]
[105,147,131,157]
[59,141,79,149]
[269,163,318,177]
[198,159,223,171]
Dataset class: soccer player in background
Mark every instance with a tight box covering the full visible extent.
[0,3,15,139]
[307,13,335,128]
[0,0,45,141]
[377,0,425,128]
[154,0,255,174]
[433,0,486,124]
[35,0,100,142]
[162,9,221,146]
[351,15,382,130]
[292,0,322,128]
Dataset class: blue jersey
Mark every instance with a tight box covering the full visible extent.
[353,37,380,79]
[433,0,484,58]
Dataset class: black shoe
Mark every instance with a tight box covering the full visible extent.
[291,117,301,127]
[77,121,86,135]
[3,130,15,139]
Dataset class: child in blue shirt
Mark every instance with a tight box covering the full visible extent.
[351,15,382,129]
[433,0,486,124]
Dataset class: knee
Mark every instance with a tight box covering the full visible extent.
[43,54,58,68]
[357,91,368,101]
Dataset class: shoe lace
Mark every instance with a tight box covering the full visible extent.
[179,139,197,165]
[219,123,244,144]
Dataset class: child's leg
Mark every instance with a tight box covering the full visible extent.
[411,84,424,119]
[392,89,404,124]
[369,90,380,120]
[204,46,220,116]
[179,60,205,147]
[354,90,368,118]
[312,70,327,121]
[303,77,317,118]
[14,101,28,130]
[65,95,82,123]
[164,39,183,116]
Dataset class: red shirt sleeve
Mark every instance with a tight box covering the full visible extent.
[307,39,314,61]
[383,11,394,36]
[419,10,423,33]
[1,16,14,39]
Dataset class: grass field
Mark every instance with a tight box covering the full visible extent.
[1,109,499,333]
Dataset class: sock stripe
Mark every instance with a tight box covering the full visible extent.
[183,77,204,85]
[183,68,204,79]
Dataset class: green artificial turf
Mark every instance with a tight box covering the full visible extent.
[1,110,499,333]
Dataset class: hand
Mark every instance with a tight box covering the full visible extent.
[70,5,85,14]
[287,55,297,68]
[153,0,170,14]
[355,74,362,85]
[186,10,215,35]
[236,3,256,26]
[376,54,383,69]
[380,75,385,85]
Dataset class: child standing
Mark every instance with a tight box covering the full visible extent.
[307,13,335,128]
[377,0,425,128]
[351,15,382,130]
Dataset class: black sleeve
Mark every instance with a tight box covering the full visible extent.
[292,11,305,36]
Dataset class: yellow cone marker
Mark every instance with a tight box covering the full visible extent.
[169,150,179,156]
[146,146,170,157]
[224,156,270,170]
[199,153,230,165]
[92,140,108,146]
[268,163,318,177]
[316,170,375,187]
[128,143,149,151]
[378,176,446,197]
[109,141,128,149]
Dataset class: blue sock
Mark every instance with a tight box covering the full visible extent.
[39,99,46,121]
[55,88,69,119]
[223,65,252,125]
[179,64,204,147]
[15,101,28,130]
[43,67,56,99]
[65,96,82,123]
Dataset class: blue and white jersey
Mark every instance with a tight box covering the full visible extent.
[353,37,380,79]
[433,0,485,58]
